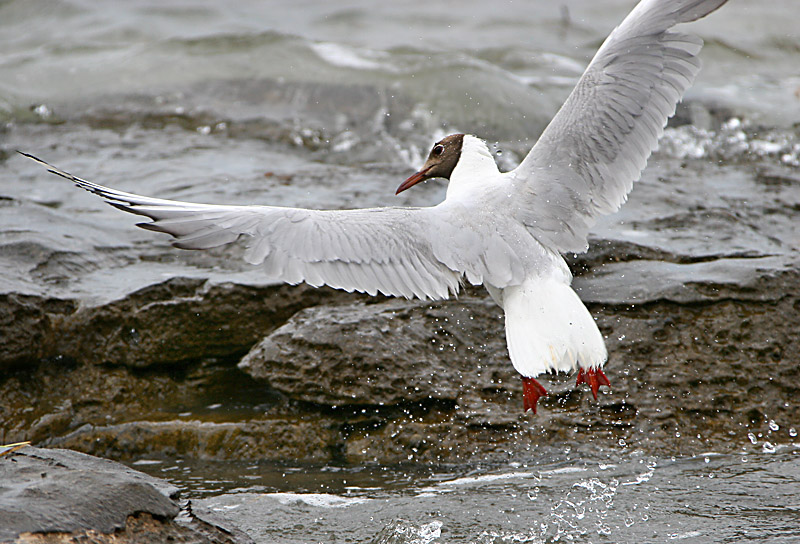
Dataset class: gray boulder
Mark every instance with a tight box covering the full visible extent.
[0,446,252,544]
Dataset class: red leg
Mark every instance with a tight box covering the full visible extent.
[522,377,548,413]
[576,368,611,400]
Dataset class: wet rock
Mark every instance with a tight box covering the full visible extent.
[236,260,800,462]
[0,294,77,371]
[0,350,341,463]
[0,278,358,371]
[48,418,342,464]
[0,446,252,543]
[2,258,798,465]
[56,279,352,369]
[238,298,508,407]
[4,257,796,465]
[573,255,796,305]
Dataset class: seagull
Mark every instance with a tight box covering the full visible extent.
[22,0,726,414]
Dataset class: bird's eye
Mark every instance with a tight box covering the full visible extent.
[432,144,444,156]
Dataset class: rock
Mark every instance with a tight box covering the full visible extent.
[0,446,252,543]
[0,278,358,371]
[236,261,800,462]
[0,294,77,371]
[238,298,508,407]
[48,419,342,463]
[2,259,799,465]
[56,279,355,369]
[0,350,344,464]
[573,255,797,305]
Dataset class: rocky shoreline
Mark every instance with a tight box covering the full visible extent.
[2,239,797,466]
[2,82,800,544]
[3,234,798,541]
[2,0,799,538]
[2,134,799,542]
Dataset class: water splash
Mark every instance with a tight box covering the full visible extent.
[373,519,443,544]
[660,117,800,165]
[546,477,622,540]
[475,528,543,544]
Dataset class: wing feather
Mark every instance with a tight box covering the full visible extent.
[21,153,479,300]
[511,0,726,253]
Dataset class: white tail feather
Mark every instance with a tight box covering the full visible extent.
[503,277,607,377]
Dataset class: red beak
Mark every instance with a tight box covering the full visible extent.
[395,166,431,195]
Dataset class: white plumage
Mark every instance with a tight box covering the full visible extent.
[504,277,608,377]
[22,0,727,413]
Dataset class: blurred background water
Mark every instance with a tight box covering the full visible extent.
[1,1,800,542]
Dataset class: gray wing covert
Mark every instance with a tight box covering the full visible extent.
[511,0,726,253]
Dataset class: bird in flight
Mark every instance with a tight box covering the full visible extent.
[22,0,726,414]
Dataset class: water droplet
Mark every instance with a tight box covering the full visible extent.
[762,441,776,453]
[33,104,53,118]
[789,427,797,437]
[704,457,710,464]
[768,420,779,431]
[747,432,757,444]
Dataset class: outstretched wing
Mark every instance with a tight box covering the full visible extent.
[510,0,726,253]
[21,152,467,300]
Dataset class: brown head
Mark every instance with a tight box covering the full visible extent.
[396,134,464,194]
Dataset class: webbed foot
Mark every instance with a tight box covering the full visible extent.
[576,367,611,400]
[522,377,548,413]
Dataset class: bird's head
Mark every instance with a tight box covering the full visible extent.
[396,134,465,194]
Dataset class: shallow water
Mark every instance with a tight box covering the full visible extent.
[135,446,800,543]
[2,1,800,543]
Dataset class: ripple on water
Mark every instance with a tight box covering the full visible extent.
[183,447,800,543]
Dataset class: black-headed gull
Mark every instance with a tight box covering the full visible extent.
[22,0,727,413]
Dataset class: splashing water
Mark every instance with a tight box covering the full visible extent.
[373,520,443,544]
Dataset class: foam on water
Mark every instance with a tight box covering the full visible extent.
[310,42,391,72]
[660,117,800,165]
[259,492,370,508]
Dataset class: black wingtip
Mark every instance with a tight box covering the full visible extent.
[136,221,163,232]
[17,151,83,184]
[16,150,46,165]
